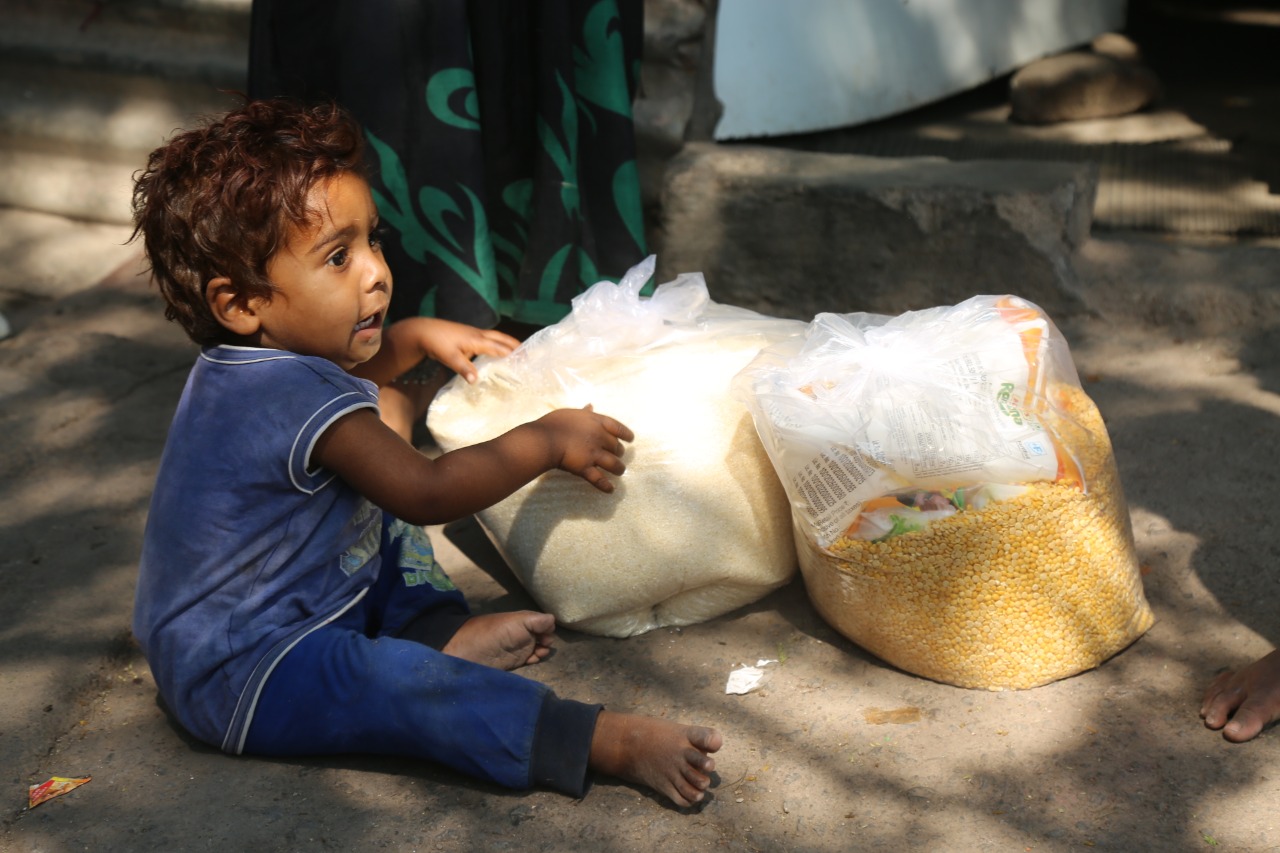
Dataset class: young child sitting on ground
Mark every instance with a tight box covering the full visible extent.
[130,98,722,807]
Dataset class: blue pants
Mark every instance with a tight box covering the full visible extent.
[243,519,599,796]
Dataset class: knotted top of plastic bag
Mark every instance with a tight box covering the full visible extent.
[488,256,798,394]
[786,298,1078,407]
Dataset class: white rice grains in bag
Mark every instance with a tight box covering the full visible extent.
[427,257,805,638]
[733,295,1155,690]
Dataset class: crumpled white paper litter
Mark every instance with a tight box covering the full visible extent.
[725,659,778,695]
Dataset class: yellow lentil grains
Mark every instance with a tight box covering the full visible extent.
[798,384,1155,690]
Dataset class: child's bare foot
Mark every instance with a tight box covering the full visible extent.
[1201,648,1280,742]
[589,711,723,808]
[442,611,556,671]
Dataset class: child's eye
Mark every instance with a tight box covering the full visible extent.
[327,248,349,268]
[369,225,388,251]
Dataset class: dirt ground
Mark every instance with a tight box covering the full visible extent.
[6,7,1280,851]
[2,226,1280,853]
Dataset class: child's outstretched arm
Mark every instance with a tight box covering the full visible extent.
[351,316,520,387]
[1201,648,1280,742]
[312,404,633,525]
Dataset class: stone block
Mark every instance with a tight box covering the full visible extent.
[656,142,1097,320]
[1010,50,1161,124]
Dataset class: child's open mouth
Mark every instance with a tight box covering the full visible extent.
[354,311,382,333]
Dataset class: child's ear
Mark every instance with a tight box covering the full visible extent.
[206,276,262,337]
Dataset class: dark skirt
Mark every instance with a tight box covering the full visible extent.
[249,0,647,328]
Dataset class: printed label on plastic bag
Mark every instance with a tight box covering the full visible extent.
[735,296,1070,549]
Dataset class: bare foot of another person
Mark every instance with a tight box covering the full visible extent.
[442,611,556,671]
[1201,648,1280,742]
[590,711,723,808]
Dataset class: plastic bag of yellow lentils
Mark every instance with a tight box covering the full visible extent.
[733,295,1155,690]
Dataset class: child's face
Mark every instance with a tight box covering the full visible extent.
[255,173,392,370]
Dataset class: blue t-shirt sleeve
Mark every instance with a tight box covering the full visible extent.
[288,388,380,494]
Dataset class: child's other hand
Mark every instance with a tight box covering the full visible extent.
[409,317,521,383]
[538,405,634,492]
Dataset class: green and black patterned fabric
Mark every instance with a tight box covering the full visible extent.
[249,0,647,328]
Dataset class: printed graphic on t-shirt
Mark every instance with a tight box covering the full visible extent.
[389,518,457,591]
[339,499,382,577]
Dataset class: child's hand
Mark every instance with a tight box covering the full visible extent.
[538,405,635,492]
[413,317,520,383]
[351,317,520,388]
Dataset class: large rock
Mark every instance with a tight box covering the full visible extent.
[634,0,714,242]
[656,143,1097,320]
[1010,49,1161,124]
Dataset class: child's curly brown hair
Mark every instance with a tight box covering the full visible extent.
[131,98,367,345]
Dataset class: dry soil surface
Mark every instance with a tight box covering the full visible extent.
[2,228,1280,852]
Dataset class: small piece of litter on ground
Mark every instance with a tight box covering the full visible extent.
[863,706,923,725]
[27,776,91,809]
[725,659,778,695]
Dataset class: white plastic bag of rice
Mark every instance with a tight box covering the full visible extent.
[427,256,804,637]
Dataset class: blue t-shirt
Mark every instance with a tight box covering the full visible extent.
[133,346,383,751]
